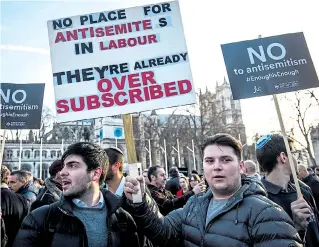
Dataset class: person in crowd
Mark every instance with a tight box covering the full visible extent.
[8,170,38,204]
[298,164,319,209]
[176,175,190,197]
[256,134,319,247]
[1,166,28,247]
[123,133,303,246]
[315,167,319,177]
[243,160,261,180]
[189,174,201,189]
[13,142,142,247]
[103,148,155,247]
[147,165,205,215]
[142,169,150,185]
[191,170,199,175]
[306,167,317,177]
[33,177,44,190]
[104,147,125,196]
[30,160,63,211]
[165,166,181,195]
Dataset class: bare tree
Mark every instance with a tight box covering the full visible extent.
[285,92,318,166]
[40,106,55,139]
[306,90,319,106]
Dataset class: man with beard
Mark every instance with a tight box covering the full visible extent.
[103,147,125,196]
[257,134,319,247]
[13,142,142,247]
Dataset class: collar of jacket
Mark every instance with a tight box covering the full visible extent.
[17,180,38,194]
[198,174,267,210]
[303,174,316,184]
[0,183,9,189]
[45,178,62,201]
[58,189,122,216]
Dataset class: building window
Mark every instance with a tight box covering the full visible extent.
[24,150,31,158]
[17,150,20,157]
[57,150,62,158]
[6,150,13,159]
[51,150,56,158]
[34,150,40,158]
[42,150,47,158]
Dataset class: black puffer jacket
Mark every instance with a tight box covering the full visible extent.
[13,189,141,247]
[125,176,303,247]
[30,178,62,211]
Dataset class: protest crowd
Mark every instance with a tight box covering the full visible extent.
[1,133,319,247]
[1,1,319,247]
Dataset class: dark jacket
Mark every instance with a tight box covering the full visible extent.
[126,176,303,247]
[1,185,29,247]
[262,178,319,247]
[165,176,181,195]
[16,181,38,204]
[30,178,62,211]
[303,174,319,207]
[13,189,141,247]
[147,184,194,216]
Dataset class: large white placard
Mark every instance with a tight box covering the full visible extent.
[47,1,196,122]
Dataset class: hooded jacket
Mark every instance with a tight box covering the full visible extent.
[30,178,62,211]
[125,176,303,247]
[13,189,141,247]
[16,181,38,204]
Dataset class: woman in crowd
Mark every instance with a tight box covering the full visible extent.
[176,175,190,197]
[189,174,201,189]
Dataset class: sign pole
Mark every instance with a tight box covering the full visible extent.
[164,139,168,174]
[0,130,7,167]
[61,139,64,154]
[18,138,22,170]
[177,139,181,167]
[122,114,137,164]
[115,138,118,148]
[273,94,302,198]
[192,139,196,170]
[40,137,43,179]
[148,139,152,167]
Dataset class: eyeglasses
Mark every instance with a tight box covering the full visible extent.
[256,134,273,150]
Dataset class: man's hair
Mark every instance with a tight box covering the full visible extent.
[244,160,257,173]
[169,166,179,177]
[33,177,44,186]
[10,170,30,183]
[256,134,293,174]
[1,165,10,184]
[61,142,109,185]
[105,147,124,172]
[148,165,162,181]
[298,164,308,171]
[49,160,64,177]
[201,133,242,160]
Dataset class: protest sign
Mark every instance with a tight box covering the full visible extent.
[221,32,318,100]
[47,1,195,123]
[0,83,45,129]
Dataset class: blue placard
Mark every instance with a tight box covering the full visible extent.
[221,32,319,100]
[114,127,123,138]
